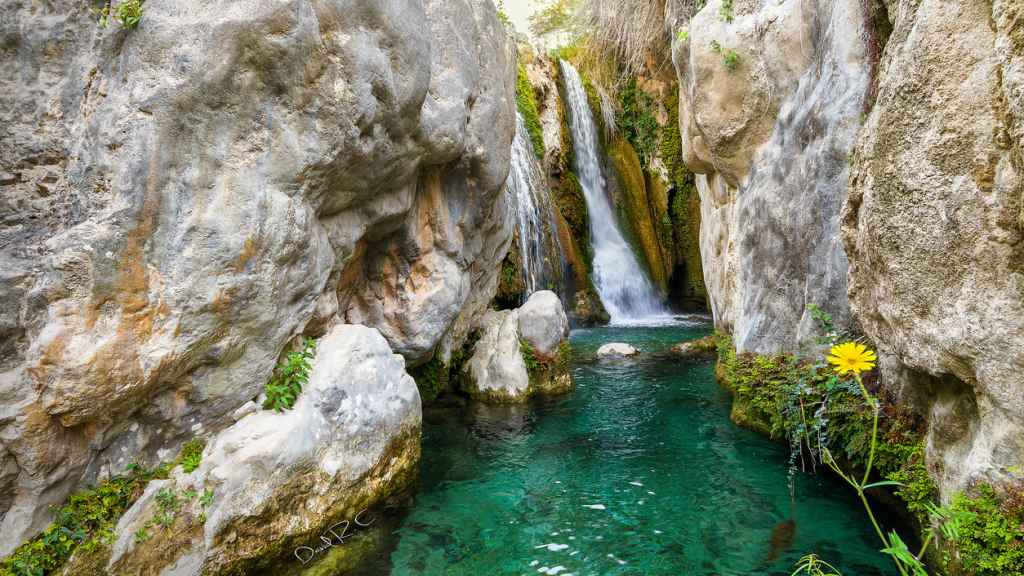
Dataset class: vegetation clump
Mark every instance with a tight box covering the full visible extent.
[177,439,205,473]
[616,78,659,165]
[516,63,545,159]
[263,337,316,412]
[0,443,207,576]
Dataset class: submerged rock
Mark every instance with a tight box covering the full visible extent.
[596,343,640,358]
[463,291,573,402]
[670,336,717,360]
[104,325,421,575]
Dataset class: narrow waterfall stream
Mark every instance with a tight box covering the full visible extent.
[508,111,559,298]
[559,61,669,323]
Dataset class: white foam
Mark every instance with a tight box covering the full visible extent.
[535,543,570,552]
[582,504,606,510]
[629,481,643,487]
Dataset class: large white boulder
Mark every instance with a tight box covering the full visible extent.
[105,325,421,575]
[463,292,573,402]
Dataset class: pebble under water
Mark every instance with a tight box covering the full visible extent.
[348,323,898,575]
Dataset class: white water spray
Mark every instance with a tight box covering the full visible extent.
[508,111,557,298]
[559,61,668,323]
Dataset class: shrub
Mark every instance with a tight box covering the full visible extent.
[723,49,741,72]
[949,485,1024,576]
[263,338,316,412]
[719,0,734,23]
[114,0,143,29]
[178,439,205,473]
[616,79,659,164]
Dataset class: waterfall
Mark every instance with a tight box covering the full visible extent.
[507,111,559,298]
[559,60,669,323]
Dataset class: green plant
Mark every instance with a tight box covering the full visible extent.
[409,355,447,403]
[677,29,689,42]
[200,488,214,508]
[616,79,659,164]
[114,0,143,29]
[946,485,1024,575]
[263,338,316,412]
[516,63,545,158]
[791,554,842,575]
[178,439,205,473]
[719,0,734,23]
[133,528,150,544]
[723,49,740,72]
[0,463,165,576]
[520,339,541,375]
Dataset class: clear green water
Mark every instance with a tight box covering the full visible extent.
[368,324,897,575]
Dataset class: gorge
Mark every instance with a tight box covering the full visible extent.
[0,0,1021,575]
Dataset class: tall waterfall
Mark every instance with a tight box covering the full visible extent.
[508,111,559,298]
[559,61,668,323]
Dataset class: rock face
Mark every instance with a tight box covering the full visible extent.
[463,290,572,402]
[105,324,421,575]
[674,0,870,354]
[596,343,639,358]
[0,0,514,552]
[843,0,1024,496]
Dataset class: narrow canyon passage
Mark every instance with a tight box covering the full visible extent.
[346,325,899,575]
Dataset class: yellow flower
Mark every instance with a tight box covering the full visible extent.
[827,342,877,375]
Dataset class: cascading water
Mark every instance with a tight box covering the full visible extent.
[507,111,560,298]
[559,60,669,323]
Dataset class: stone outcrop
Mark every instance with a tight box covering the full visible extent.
[104,324,420,575]
[463,290,572,402]
[674,0,869,354]
[0,0,514,553]
[843,0,1023,496]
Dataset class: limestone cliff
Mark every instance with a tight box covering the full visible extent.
[844,0,1023,497]
[0,0,515,557]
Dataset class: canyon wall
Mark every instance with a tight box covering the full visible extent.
[844,0,1023,496]
[0,0,515,558]
[675,0,1023,497]
[674,0,868,354]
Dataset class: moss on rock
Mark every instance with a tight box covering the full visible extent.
[516,63,544,159]
[607,136,670,294]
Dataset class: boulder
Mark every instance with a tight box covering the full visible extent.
[596,343,640,358]
[517,290,570,358]
[464,293,573,402]
[463,310,531,403]
[104,325,421,575]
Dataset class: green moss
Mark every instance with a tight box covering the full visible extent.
[714,331,936,503]
[409,355,448,403]
[616,78,659,165]
[557,171,590,262]
[608,137,668,293]
[516,63,545,159]
[519,339,541,376]
[495,240,526,309]
[947,485,1024,576]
